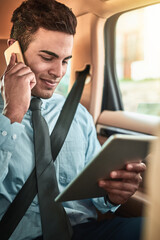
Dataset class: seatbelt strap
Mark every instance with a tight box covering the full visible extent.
[51,65,89,159]
[0,65,89,240]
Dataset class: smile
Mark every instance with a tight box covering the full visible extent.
[40,78,59,88]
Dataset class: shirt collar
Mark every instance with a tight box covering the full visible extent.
[27,95,55,115]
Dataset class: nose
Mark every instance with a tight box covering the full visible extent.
[48,61,63,79]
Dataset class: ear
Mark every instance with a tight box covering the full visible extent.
[7,39,16,47]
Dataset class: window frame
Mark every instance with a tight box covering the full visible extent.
[102,13,123,112]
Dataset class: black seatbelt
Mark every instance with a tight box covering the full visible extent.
[0,65,89,240]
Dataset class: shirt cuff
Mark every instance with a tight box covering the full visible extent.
[104,195,120,212]
[0,114,25,152]
[92,196,120,214]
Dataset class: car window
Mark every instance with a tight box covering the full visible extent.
[116,4,160,116]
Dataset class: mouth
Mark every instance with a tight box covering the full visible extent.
[40,78,59,88]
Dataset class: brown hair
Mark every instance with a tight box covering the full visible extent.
[10,0,77,52]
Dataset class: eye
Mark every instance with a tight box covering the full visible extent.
[40,55,53,61]
[62,60,68,65]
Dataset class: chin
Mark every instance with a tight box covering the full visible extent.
[31,88,55,99]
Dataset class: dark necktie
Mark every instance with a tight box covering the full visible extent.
[30,98,72,240]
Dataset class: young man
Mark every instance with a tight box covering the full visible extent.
[0,0,146,239]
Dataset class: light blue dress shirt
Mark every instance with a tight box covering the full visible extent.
[0,93,119,240]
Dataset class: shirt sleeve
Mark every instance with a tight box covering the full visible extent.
[0,114,25,182]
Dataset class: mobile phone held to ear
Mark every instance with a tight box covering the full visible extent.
[4,41,25,65]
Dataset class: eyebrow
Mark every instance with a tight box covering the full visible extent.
[40,50,72,60]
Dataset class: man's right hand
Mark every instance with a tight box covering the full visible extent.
[1,53,36,123]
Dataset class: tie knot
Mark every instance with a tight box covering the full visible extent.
[30,98,42,111]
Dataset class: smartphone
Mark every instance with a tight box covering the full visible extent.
[4,41,24,65]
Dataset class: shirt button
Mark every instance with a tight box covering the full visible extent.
[2,131,7,136]
[12,134,17,140]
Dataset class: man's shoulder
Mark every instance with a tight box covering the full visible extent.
[75,103,94,129]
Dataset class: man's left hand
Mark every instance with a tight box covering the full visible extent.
[98,160,146,205]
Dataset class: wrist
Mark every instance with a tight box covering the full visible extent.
[104,195,120,213]
[3,108,24,123]
[104,195,119,206]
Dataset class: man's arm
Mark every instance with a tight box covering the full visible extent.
[98,160,146,205]
[0,114,25,182]
[1,53,36,123]
[0,52,36,182]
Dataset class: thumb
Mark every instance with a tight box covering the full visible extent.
[6,53,17,72]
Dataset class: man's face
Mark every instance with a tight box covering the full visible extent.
[24,28,73,99]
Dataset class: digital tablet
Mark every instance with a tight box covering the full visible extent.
[55,134,155,202]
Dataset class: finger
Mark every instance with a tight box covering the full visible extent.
[12,66,33,77]
[110,170,142,182]
[126,158,142,164]
[125,173,142,183]
[19,71,35,82]
[6,53,16,72]
[19,71,36,89]
[126,162,146,172]
[30,76,36,89]
[99,179,139,192]
[6,62,27,75]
